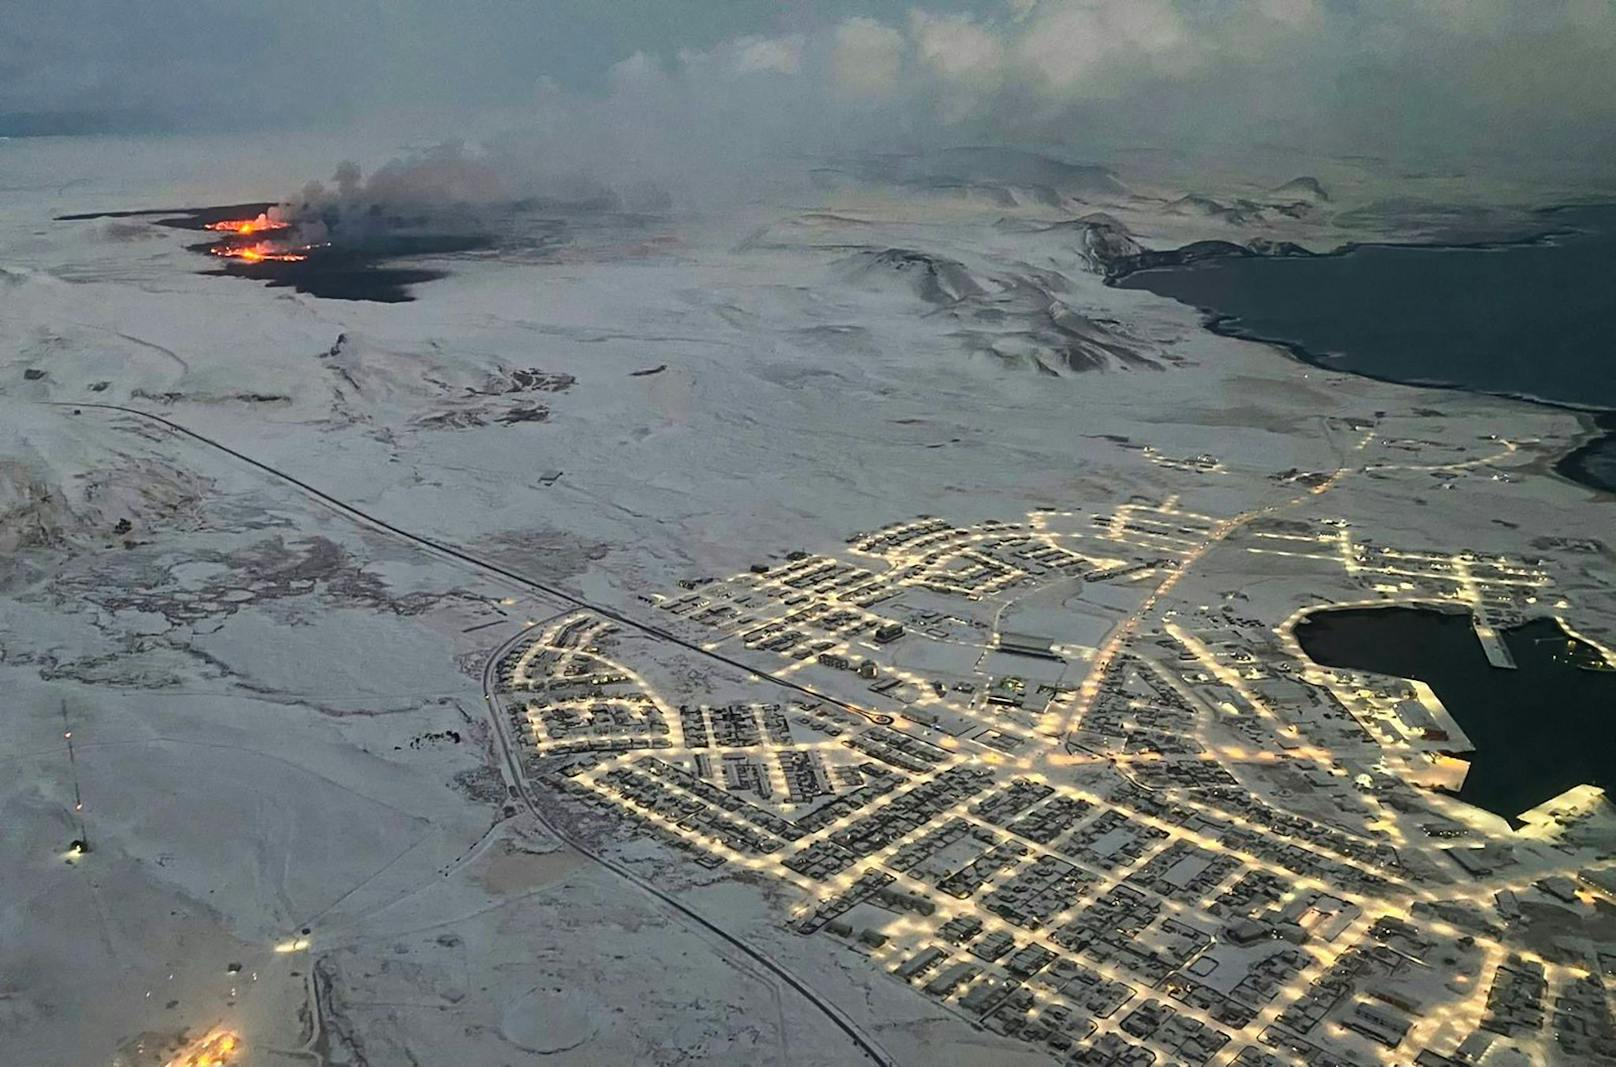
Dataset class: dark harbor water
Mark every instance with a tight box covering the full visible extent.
[1295,607,1616,823]
[1116,205,1616,492]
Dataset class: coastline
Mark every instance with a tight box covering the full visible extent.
[1104,207,1616,497]
[1103,199,1616,284]
[1555,410,1616,493]
[1173,305,1616,496]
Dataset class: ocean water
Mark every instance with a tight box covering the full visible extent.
[1295,607,1616,823]
[1116,205,1616,410]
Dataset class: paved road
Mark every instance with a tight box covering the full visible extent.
[58,402,893,721]
[481,623,897,1067]
[59,401,898,1067]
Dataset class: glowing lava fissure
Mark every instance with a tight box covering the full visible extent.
[204,212,318,262]
[208,239,314,263]
[164,1028,242,1067]
[144,198,509,301]
[204,215,288,236]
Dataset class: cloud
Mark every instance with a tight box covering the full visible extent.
[831,18,906,101]
[729,35,805,77]
[910,12,1003,86]
[520,0,1616,178]
[3,0,1613,178]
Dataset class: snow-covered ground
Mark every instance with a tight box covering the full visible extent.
[2,132,1611,1066]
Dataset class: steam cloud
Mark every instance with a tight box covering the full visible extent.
[263,147,508,246]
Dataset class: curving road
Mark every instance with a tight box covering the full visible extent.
[56,400,898,1066]
[480,623,897,1067]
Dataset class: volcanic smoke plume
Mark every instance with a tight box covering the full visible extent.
[208,147,512,262]
[186,146,606,301]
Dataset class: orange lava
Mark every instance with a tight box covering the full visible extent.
[209,241,308,263]
[204,217,286,235]
[164,1029,242,1067]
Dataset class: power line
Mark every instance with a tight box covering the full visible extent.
[60,699,89,855]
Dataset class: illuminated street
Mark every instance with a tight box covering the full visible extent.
[493,486,1616,1066]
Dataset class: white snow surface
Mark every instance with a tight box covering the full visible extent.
[1,132,1612,1067]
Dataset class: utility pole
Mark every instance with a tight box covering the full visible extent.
[60,699,89,856]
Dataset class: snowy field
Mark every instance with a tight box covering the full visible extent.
[2,132,1612,1066]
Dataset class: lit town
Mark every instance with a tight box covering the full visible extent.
[5,5,1616,1066]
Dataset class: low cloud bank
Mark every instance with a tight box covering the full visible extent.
[13,2,1609,187]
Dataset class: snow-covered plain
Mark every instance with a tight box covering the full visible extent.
[2,132,1612,1066]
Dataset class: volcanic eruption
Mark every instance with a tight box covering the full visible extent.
[201,206,318,263]
[203,214,285,235]
[179,152,524,300]
[57,146,647,301]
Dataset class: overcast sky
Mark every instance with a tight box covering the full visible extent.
[1,2,978,130]
[4,1,1614,173]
